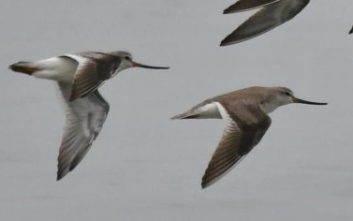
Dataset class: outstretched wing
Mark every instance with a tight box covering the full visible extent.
[56,83,110,180]
[61,52,121,101]
[221,0,310,46]
[223,0,280,14]
[201,102,271,188]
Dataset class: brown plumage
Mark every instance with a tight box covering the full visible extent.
[9,61,39,75]
[9,50,169,180]
[221,0,310,46]
[223,0,280,13]
[172,86,327,188]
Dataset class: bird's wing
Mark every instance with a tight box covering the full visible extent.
[56,83,110,180]
[349,25,353,34]
[61,53,120,101]
[221,0,310,46]
[224,0,280,14]
[201,102,271,188]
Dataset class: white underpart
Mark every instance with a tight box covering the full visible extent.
[32,56,80,83]
[68,96,106,137]
[193,102,223,119]
[63,54,88,67]
[115,59,131,75]
[260,100,282,114]
[57,84,107,138]
[214,102,239,129]
[56,84,109,179]
[64,54,94,81]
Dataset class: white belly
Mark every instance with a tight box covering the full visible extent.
[32,57,77,83]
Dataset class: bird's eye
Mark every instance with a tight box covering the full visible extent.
[285,92,291,96]
[124,56,131,60]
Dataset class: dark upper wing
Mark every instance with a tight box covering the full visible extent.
[221,0,310,46]
[349,25,353,34]
[61,52,121,101]
[57,83,110,180]
[201,102,271,188]
[224,0,280,14]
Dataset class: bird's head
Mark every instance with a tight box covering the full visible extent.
[261,87,327,114]
[273,87,328,106]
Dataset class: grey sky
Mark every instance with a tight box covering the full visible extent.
[1,0,353,220]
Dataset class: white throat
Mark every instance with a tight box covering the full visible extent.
[260,100,282,114]
[115,60,131,75]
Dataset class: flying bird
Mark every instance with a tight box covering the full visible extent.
[221,0,310,46]
[172,86,327,188]
[9,51,169,180]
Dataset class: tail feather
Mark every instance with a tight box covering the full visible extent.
[171,112,200,120]
[9,61,38,75]
[171,102,221,120]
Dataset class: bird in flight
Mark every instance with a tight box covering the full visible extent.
[10,51,169,180]
[221,0,310,46]
[172,86,327,188]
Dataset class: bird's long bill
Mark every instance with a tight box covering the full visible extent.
[132,61,169,70]
[293,97,327,105]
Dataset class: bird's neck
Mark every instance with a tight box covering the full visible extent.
[260,100,282,114]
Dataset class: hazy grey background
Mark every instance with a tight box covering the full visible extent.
[1,0,353,220]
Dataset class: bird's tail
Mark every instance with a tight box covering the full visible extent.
[171,111,201,120]
[171,102,221,120]
[9,61,39,75]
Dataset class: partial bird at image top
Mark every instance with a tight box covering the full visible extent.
[221,0,310,46]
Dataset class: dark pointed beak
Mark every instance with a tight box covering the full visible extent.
[292,97,327,105]
[132,61,169,70]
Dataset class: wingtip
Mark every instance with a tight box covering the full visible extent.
[223,7,234,14]
[349,29,353,35]
[56,173,64,181]
[57,166,69,181]
[220,31,247,46]
[201,178,213,189]
[220,40,228,47]
[223,2,239,14]
[201,173,212,189]
[220,31,238,46]
[220,38,233,47]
